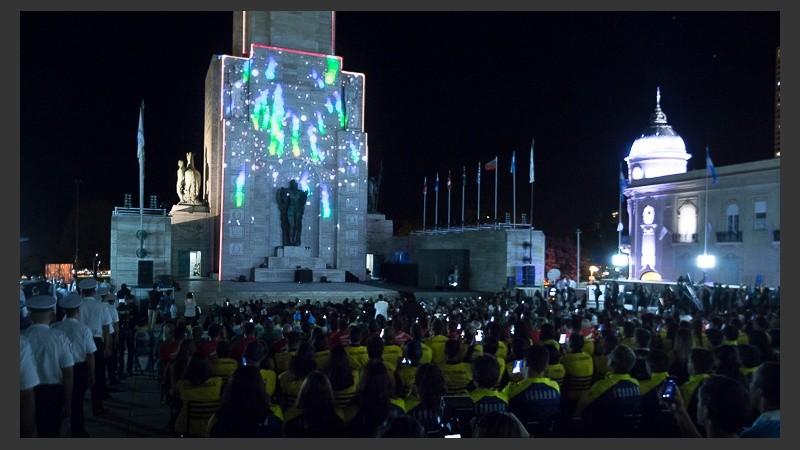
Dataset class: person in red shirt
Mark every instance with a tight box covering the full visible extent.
[157,322,186,370]
[230,321,260,363]
[196,323,222,358]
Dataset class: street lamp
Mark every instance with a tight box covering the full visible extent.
[696,253,716,284]
[589,265,599,284]
[612,253,628,279]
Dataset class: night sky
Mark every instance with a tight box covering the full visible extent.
[19,11,780,270]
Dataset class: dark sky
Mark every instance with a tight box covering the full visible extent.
[19,11,780,266]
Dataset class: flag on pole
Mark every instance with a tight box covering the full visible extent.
[462,166,466,185]
[423,177,427,195]
[137,100,145,166]
[529,139,535,184]
[706,221,713,234]
[477,162,481,185]
[485,157,497,171]
[447,170,452,191]
[705,146,718,185]
[619,169,628,202]
[434,173,439,192]
[137,99,145,215]
[510,151,515,174]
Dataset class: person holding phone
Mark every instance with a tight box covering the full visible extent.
[662,374,752,437]
[503,344,561,437]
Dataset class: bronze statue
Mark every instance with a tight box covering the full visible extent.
[276,179,308,246]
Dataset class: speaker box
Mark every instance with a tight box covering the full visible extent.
[294,269,312,283]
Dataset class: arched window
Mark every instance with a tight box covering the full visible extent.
[677,202,697,243]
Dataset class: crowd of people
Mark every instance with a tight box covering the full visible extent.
[20,279,780,438]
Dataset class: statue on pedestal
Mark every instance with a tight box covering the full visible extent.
[276,180,308,246]
[177,152,202,204]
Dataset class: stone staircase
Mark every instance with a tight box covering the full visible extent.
[251,246,346,282]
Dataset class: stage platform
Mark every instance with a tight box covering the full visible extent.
[129,278,491,308]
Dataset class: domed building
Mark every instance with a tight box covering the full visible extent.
[625,88,691,181]
[620,87,780,288]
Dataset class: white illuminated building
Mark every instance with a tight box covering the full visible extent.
[621,88,780,287]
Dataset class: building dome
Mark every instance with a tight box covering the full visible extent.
[625,88,691,180]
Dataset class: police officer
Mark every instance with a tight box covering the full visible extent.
[21,295,75,437]
[76,278,113,416]
[51,294,96,437]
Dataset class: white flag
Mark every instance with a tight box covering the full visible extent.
[137,100,145,165]
[529,139,534,184]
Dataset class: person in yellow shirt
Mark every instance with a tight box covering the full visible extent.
[422,318,449,364]
[438,338,474,394]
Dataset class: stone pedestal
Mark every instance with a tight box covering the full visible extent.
[253,244,345,282]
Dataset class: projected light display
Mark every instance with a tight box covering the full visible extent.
[220,46,364,226]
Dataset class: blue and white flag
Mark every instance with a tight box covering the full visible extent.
[706,146,718,185]
[619,170,628,202]
[510,151,515,174]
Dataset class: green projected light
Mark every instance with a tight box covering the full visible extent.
[234,169,246,207]
[324,56,340,85]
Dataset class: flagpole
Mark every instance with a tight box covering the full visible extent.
[529,139,535,264]
[477,161,481,225]
[461,166,465,229]
[423,177,427,230]
[136,99,147,259]
[512,151,516,226]
[703,155,709,256]
[494,155,498,223]
[435,173,439,229]
[618,162,624,254]
[447,170,452,229]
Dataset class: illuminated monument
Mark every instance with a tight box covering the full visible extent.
[174,11,368,282]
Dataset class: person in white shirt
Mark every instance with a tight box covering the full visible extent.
[21,295,75,437]
[374,294,389,321]
[51,294,97,437]
[20,334,40,438]
[183,292,198,326]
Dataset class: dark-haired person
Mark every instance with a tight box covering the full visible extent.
[282,370,347,437]
[404,362,447,437]
[327,345,359,412]
[344,325,370,372]
[423,317,449,364]
[397,339,423,397]
[680,347,714,435]
[408,322,433,364]
[277,342,317,410]
[739,361,780,438]
[636,349,680,437]
[344,359,406,437]
[559,332,594,418]
[173,353,223,437]
[543,343,565,388]
[438,338,474,395]
[469,354,509,419]
[575,344,641,437]
[503,344,560,437]
[207,365,284,437]
[665,374,752,437]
